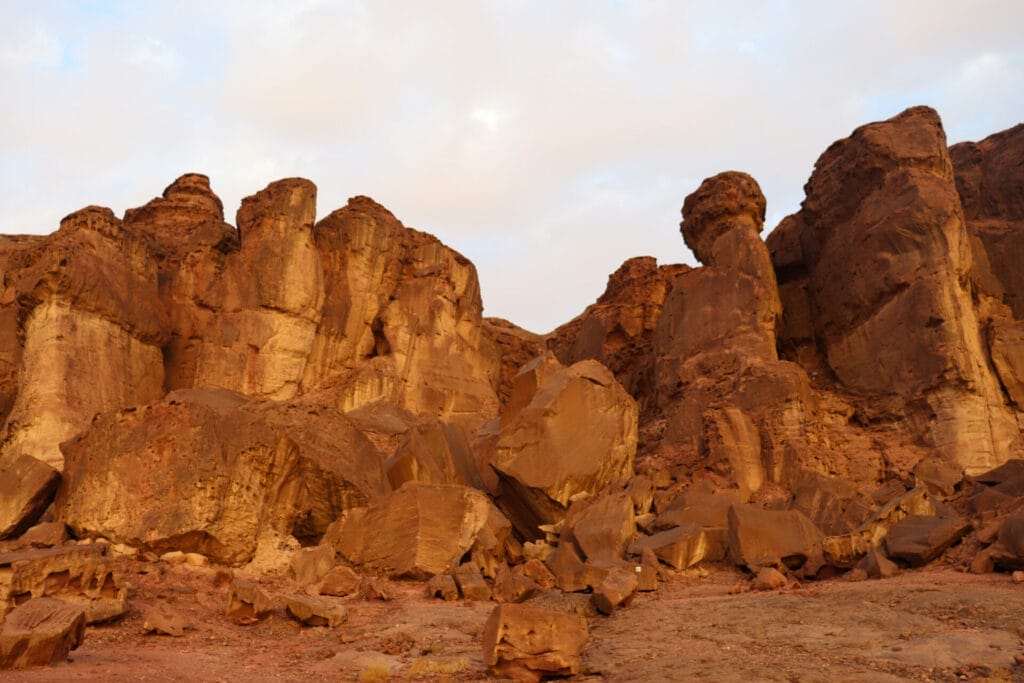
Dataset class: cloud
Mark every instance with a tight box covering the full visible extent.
[1,1,1023,332]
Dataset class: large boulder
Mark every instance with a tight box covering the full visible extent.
[56,388,387,565]
[333,482,515,578]
[490,358,638,538]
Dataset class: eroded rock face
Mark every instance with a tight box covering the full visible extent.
[56,388,386,565]
[769,106,1020,474]
[549,257,688,405]
[303,196,500,428]
[1,207,167,470]
[490,358,638,538]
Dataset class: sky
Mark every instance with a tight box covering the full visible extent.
[2,1,1022,333]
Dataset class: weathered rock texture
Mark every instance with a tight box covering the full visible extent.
[57,388,386,565]
[769,106,1021,474]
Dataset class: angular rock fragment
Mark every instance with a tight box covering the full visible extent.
[491,358,637,538]
[453,563,491,601]
[335,482,514,578]
[482,604,588,682]
[142,604,187,637]
[855,551,899,579]
[0,597,86,669]
[493,565,539,604]
[885,515,971,566]
[629,523,716,571]
[0,455,60,540]
[318,566,361,597]
[290,544,336,586]
[591,564,639,614]
[225,579,276,624]
[821,487,935,567]
[727,505,823,569]
[518,559,556,590]
[426,574,459,601]
[562,492,635,564]
[751,567,787,591]
[283,594,347,628]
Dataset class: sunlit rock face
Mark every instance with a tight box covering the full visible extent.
[0,206,166,470]
[770,106,1021,474]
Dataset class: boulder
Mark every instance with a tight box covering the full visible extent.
[453,563,491,601]
[0,597,86,669]
[562,492,635,564]
[384,419,484,490]
[57,388,386,565]
[426,574,459,601]
[290,544,336,586]
[629,523,722,570]
[885,515,971,567]
[727,505,823,570]
[0,454,60,540]
[751,567,788,591]
[591,564,639,614]
[318,566,362,597]
[225,579,276,624]
[493,565,539,604]
[855,551,899,579]
[283,594,347,628]
[821,487,935,567]
[334,482,514,578]
[482,604,589,682]
[142,604,187,637]
[491,358,638,538]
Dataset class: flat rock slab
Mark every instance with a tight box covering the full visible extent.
[0,597,86,669]
[885,515,971,567]
[283,595,347,628]
[225,579,276,624]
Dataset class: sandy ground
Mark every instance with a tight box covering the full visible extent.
[5,559,1024,682]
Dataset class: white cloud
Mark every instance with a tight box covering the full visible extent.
[1,1,1023,331]
[2,28,62,67]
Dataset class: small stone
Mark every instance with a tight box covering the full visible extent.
[591,565,639,614]
[845,568,869,582]
[453,563,491,601]
[1012,570,1024,584]
[751,567,788,591]
[359,577,392,601]
[319,566,361,597]
[426,574,459,601]
[283,594,347,628]
[142,604,187,637]
[225,579,276,624]
[161,550,186,564]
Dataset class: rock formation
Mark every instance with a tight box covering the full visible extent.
[3,104,1024,676]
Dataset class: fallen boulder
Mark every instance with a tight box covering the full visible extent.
[491,358,637,538]
[0,455,60,540]
[727,504,823,570]
[885,515,971,567]
[482,604,589,682]
[333,482,515,578]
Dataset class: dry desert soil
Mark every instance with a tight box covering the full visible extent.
[5,559,1024,682]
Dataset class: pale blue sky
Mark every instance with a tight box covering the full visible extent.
[2,1,1022,332]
